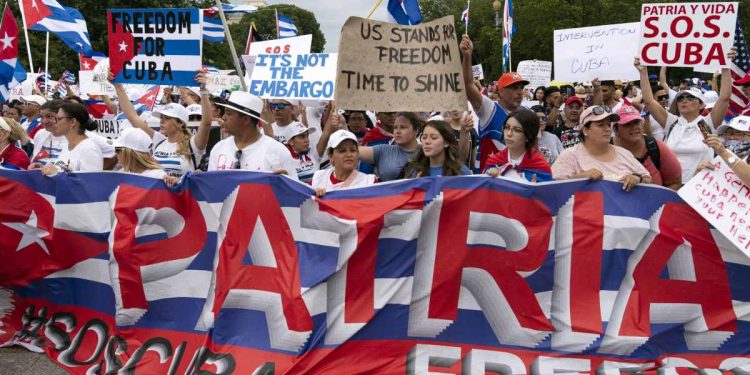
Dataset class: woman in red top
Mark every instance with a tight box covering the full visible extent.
[0,117,30,170]
[484,109,552,182]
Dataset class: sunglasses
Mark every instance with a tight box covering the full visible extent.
[589,106,612,115]
[232,149,242,170]
[657,95,669,101]
[676,95,699,103]
[269,102,290,110]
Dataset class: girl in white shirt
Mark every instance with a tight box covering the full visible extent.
[312,130,376,197]
[112,72,212,177]
[41,102,103,175]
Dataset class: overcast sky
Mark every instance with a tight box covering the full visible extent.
[263,0,391,52]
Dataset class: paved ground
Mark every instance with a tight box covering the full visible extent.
[0,347,67,375]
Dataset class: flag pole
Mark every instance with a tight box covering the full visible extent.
[275,8,279,39]
[17,0,34,72]
[366,0,382,19]
[465,0,470,33]
[44,32,49,98]
[214,0,247,91]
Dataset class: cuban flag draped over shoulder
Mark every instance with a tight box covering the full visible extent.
[20,0,94,56]
[387,0,422,26]
[0,4,21,102]
[277,14,298,38]
[202,10,224,43]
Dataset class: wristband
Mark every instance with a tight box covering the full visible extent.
[633,174,643,183]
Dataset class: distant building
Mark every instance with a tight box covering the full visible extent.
[227,0,267,24]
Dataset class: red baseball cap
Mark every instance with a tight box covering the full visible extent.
[565,96,584,106]
[496,72,529,89]
[736,73,750,86]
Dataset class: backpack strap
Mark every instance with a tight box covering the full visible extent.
[663,118,680,142]
[638,135,661,170]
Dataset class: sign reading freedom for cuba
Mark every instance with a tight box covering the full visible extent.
[335,16,466,112]
[1,170,750,374]
[107,8,202,86]
[249,53,338,101]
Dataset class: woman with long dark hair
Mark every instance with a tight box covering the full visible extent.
[484,109,552,182]
[403,120,471,177]
[41,102,102,174]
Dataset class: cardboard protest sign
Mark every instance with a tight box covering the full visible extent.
[248,53,337,101]
[107,8,202,86]
[205,74,243,93]
[553,23,640,82]
[679,156,750,253]
[638,2,738,68]
[247,34,312,56]
[517,60,552,89]
[335,16,466,112]
[79,58,117,96]
[471,64,484,80]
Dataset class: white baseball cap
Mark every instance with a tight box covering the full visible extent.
[286,121,316,143]
[21,95,47,106]
[717,115,750,135]
[327,129,358,150]
[215,91,264,123]
[675,88,706,104]
[151,103,189,124]
[186,104,202,117]
[113,128,152,153]
[703,90,719,109]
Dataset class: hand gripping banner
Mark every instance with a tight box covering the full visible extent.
[0,170,748,374]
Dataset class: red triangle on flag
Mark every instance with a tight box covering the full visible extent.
[21,0,52,28]
[0,4,18,62]
[107,11,139,79]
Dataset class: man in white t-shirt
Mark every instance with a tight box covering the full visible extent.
[269,99,298,144]
[209,92,298,180]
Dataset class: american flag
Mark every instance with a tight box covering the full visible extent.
[730,19,749,115]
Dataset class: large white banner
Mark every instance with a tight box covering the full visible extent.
[554,23,640,82]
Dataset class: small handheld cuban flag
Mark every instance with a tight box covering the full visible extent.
[202,11,225,43]
[277,13,298,38]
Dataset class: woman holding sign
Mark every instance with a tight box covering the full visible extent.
[696,115,750,186]
[112,71,213,178]
[634,49,736,183]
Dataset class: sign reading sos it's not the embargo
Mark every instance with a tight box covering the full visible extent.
[638,2,738,67]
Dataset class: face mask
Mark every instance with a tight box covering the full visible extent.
[724,139,750,159]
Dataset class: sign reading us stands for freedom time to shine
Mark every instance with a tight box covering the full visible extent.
[335,16,466,112]
[249,53,338,101]
[638,2,738,67]
[553,23,640,83]
[3,171,750,374]
[107,8,202,86]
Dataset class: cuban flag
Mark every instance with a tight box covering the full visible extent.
[203,12,225,43]
[203,65,221,75]
[277,14,298,38]
[20,0,93,56]
[59,70,75,84]
[116,85,160,120]
[205,3,258,16]
[79,52,105,71]
[387,0,422,26]
[502,0,515,73]
[0,4,21,102]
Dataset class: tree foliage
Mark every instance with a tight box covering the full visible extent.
[419,0,750,83]
[7,1,324,78]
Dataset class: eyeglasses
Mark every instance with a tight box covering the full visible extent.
[676,95,699,103]
[55,116,72,121]
[657,95,669,101]
[269,102,289,110]
[232,149,242,170]
[590,106,612,115]
[503,124,524,133]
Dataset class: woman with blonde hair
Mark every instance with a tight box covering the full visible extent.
[404,120,472,178]
[113,128,166,178]
[0,117,30,169]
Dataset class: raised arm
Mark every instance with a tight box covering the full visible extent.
[193,71,212,150]
[710,48,737,127]
[634,58,668,127]
[317,108,342,157]
[659,66,671,93]
[591,78,603,106]
[460,35,483,112]
[111,73,151,136]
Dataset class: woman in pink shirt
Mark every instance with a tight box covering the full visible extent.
[552,105,652,191]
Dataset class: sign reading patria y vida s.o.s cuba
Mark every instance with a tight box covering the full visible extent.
[638,2,738,67]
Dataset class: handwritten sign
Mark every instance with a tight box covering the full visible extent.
[248,53,337,101]
[639,2,738,67]
[679,156,750,254]
[553,23,640,82]
[205,74,243,93]
[79,58,117,96]
[516,60,552,89]
[247,34,312,56]
[107,8,202,86]
[471,64,484,80]
[335,16,466,112]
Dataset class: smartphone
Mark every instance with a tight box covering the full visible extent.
[697,120,710,140]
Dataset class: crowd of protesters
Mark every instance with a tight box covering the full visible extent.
[1,35,750,192]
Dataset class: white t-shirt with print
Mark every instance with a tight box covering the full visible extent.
[311,168,376,192]
[152,132,205,178]
[208,134,299,180]
[31,129,66,166]
[291,146,320,184]
[53,138,103,172]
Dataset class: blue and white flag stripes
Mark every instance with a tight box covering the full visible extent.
[277,15,298,38]
[21,0,94,56]
[502,0,514,73]
[203,17,225,43]
[207,3,258,14]
[387,0,422,26]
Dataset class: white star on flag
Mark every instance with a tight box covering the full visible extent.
[0,33,14,50]
[31,0,38,10]
[2,210,50,254]
[118,41,128,52]
[82,61,90,70]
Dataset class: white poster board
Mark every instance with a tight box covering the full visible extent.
[205,74,243,93]
[247,34,312,56]
[9,73,41,99]
[80,59,116,97]
[554,23,640,82]
[517,60,552,89]
[638,2,738,68]
[249,53,337,101]
[471,64,484,80]
[679,156,750,254]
